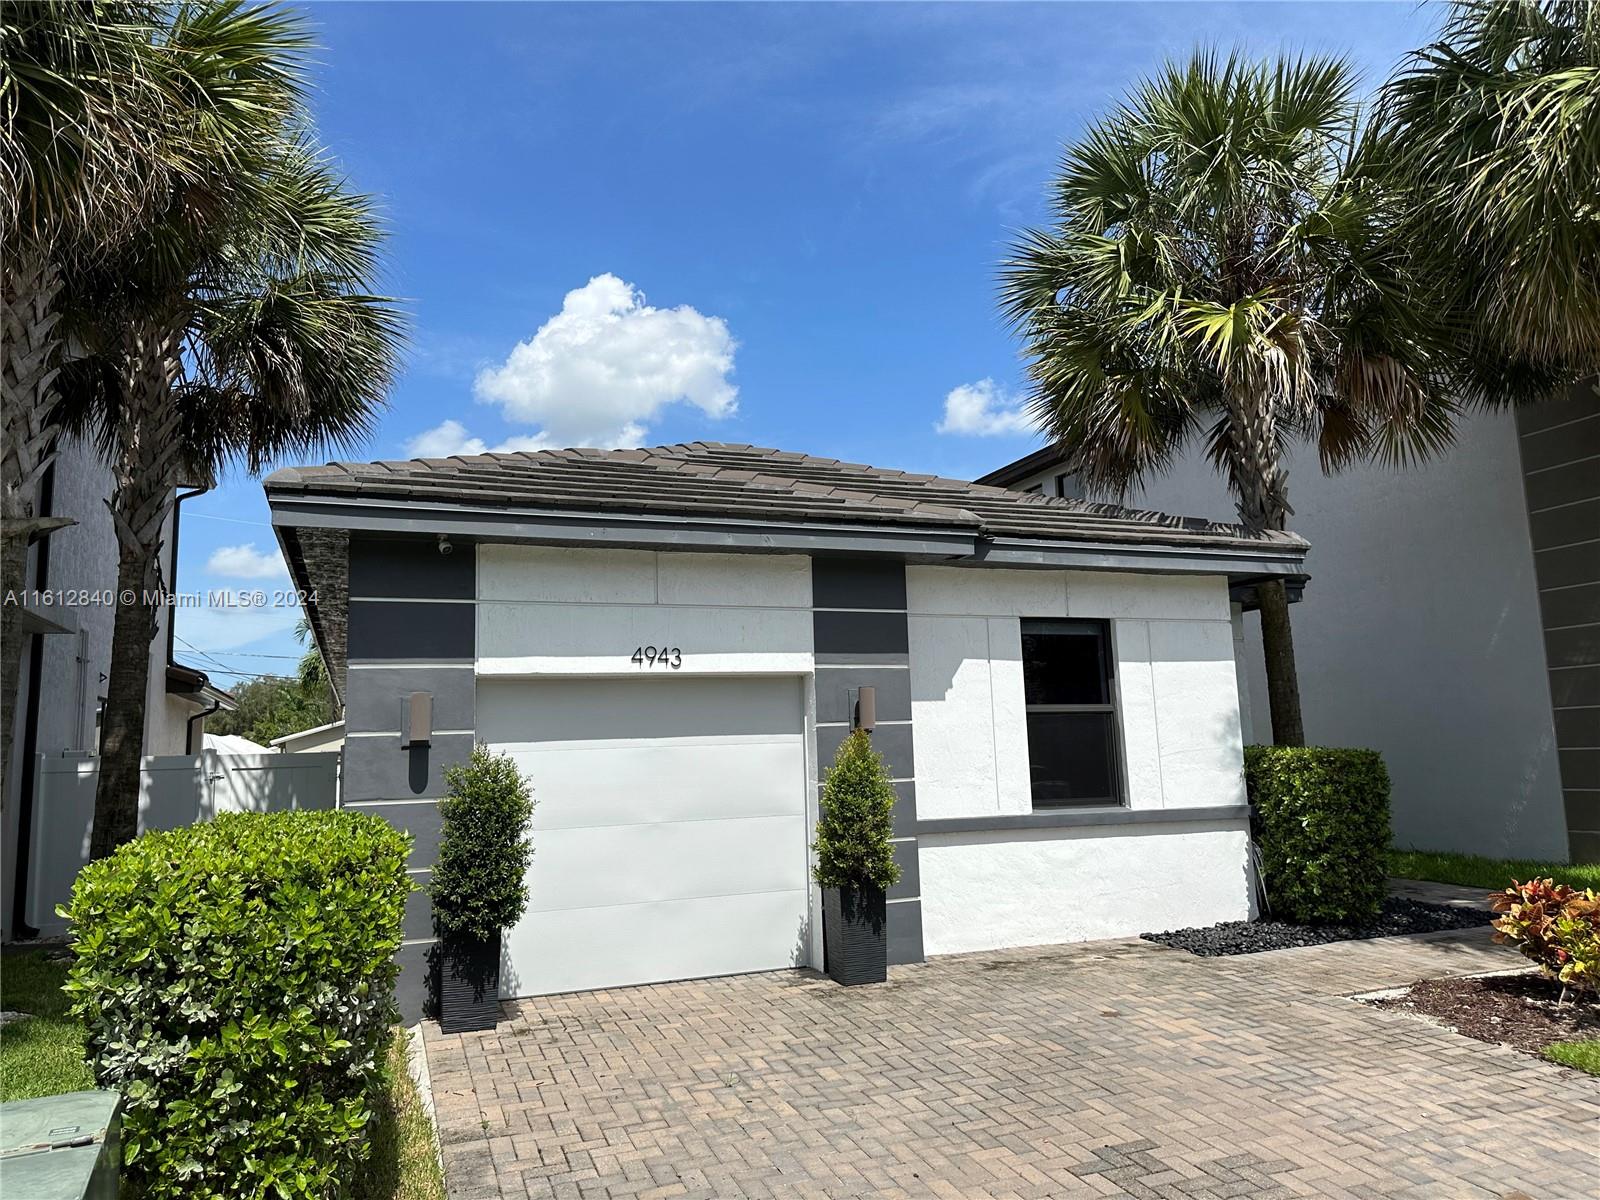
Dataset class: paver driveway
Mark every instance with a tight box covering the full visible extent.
[424,923,1599,1200]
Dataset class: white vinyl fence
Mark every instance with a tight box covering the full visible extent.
[27,750,340,936]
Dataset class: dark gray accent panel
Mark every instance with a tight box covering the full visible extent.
[887,901,924,966]
[1568,829,1600,864]
[345,732,474,803]
[402,877,434,942]
[1519,381,1600,433]
[890,782,918,838]
[888,841,919,901]
[812,610,909,656]
[1553,707,1600,748]
[1521,415,1600,472]
[1524,459,1600,512]
[1552,665,1600,708]
[813,666,911,725]
[344,800,443,866]
[1533,541,1600,591]
[811,557,908,610]
[393,940,435,1025]
[347,601,474,661]
[1564,790,1599,833]
[817,722,914,780]
[1529,498,1600,551]
[1547,625,1600,670]
[349,536,474,599]
[1561,749,1600,790]
[346,666,475,734]
[1540,582,1600,629]
[918,804,1252,835]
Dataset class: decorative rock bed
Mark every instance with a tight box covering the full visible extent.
[1141,897,1494,956]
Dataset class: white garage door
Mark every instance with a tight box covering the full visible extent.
[478,675,811,997]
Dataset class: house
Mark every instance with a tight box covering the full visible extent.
[977,381,1600,863]
[269,720,346,754]
[266,442,1307,1019]
[3,433,233,941]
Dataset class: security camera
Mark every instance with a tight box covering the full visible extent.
[438,535,453,556]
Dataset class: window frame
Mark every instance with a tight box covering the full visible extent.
[1019,618,1127,809]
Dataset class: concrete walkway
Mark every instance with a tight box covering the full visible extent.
[424,918,1597,1200]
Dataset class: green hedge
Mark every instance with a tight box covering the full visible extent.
[1245,745,1391,925]
[61,811,412,1199]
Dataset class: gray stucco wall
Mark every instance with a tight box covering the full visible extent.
[1115,408,1568,860]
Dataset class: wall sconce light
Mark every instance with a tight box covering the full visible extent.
[402,691,432,748]
[854,686,876,733]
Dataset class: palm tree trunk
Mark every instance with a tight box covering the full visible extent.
[1,242,72,812]
[89,330,184,860]
[1227,386,1306,747]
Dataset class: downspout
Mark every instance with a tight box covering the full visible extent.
[10,465,57,938]
[166,486,209,667]
[186,693,221,756]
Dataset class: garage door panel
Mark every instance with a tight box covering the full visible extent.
[478,676,802,742]
[504,890,809,997]
[505,739,805,830]
[526,815,808,912]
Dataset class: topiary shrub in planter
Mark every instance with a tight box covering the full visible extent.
[430,745,534,1032]
[1244,745,1390,925]
[59,810,411,1200]
[1490,878,1600,1002]
[814,730,901,985]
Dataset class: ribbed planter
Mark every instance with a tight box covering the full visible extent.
[823,884,887,986]
[438,930,502,1033]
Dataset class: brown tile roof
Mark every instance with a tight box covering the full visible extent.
[265,441,1305,555]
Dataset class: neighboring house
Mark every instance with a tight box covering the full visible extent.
[267,442,1308,1019]
[3,434,231,940]
[977,381,1599,863]
[205,732,272,754]
[270,720,346,754]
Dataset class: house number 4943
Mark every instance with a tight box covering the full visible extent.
[631,645,682,669]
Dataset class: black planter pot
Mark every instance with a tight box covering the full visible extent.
[438,930,502,1033]
[822,884,887,985]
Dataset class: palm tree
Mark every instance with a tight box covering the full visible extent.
[1000,53,1455,746]
[1379,0,1600,396]
[55,17,402,857]
[0,1,172,791]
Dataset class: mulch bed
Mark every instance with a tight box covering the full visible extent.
[1369,972,1599,1057]
[1140,897,1493,956]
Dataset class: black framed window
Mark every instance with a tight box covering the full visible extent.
[1020,619,1122,807]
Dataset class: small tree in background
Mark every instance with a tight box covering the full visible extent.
[814,730,901,894]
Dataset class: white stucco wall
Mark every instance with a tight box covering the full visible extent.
[1121,409,1566,859]
[906,566,1246,817]
[920,823,1252,955]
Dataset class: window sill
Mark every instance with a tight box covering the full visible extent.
[915,804,1250,836]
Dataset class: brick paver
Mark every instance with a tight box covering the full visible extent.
[423,922,1599,1200]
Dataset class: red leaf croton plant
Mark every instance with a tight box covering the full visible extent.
[1489,879,1600,1003]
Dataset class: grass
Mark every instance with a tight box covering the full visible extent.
[0,946,93,1102]
[358,1028,447,1200]
[1388,849,1600,893]
[1,948,444,1199]
[1542,1039,1600,1076]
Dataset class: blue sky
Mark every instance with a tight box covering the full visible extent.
[174,0,1441,684]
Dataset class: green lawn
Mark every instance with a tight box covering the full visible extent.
[0,947,94,1102]
[1543,1039,1600,1076]
[1388,849,1600,893]
[1,948,443,1199]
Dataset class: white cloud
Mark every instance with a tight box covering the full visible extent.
[935,378,1037,436]
[473,274,737,449]
[205,543,287,580]
[406,419,487,458]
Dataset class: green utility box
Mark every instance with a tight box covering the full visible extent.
[0,1090,122,1199]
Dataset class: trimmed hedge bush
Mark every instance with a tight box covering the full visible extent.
[61,810,412,1199]
[1244,745,1391,925]
[430,745,535,941]
[814,730,901,892]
